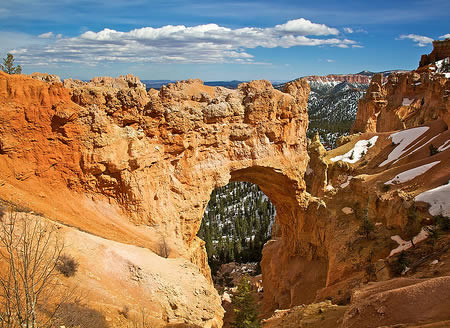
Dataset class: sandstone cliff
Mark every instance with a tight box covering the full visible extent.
[352,40,450,133]
[352,70,450,133]
[419,39,450,67]
[0,71,313,326]
[1,44,449,327]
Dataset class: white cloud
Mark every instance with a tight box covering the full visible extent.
[440,33,450,40]
[11,18,358,65]
[399,34,433,47]
[38,32,54,39]
[344,27,353,33]
[326,59,335,62]
[274,18,339,35]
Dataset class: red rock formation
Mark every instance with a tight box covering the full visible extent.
[0,71,318,325]
[352,71,450,133]
[419,39,450,67]
[2,61,449,327]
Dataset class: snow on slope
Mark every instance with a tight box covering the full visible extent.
[379,127,429,167]
[415,183,450,216]
[331,136,378,164]
[390,228,430,257]
[402,98,414,106]
[438,139,450,152]
[385,161,440,185]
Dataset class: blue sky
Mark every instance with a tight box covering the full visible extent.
[0,0,449,81]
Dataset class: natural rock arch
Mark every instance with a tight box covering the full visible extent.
[0,72,330,321]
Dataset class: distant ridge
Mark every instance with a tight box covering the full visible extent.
[141,79,247,90]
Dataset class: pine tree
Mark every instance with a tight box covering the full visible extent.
[1,53,22,74]
[231,276,260,328]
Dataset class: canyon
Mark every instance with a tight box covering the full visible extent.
[0,41,449,327]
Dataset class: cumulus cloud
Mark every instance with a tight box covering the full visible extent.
[399,34,433,47]
[38,32,54,39]
[344,27,354,34]
[440,33,450,40]
[274,18,339,35]
[11,18,358,65]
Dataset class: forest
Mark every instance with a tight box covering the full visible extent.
[197,182,275,274]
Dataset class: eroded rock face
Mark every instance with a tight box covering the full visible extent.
[303,74,372,84]
[352,71,450,133]
[0,72,317,325]
[419,39,450,67]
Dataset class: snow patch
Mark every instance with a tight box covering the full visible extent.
[379,127,429,167]
[414,183,450,216]
[403,134,440,160]
[341,207,353,214]
[222,291,231,303]
[330,136,378,164]
[326,184,335,191]
[389,227,430,257]
[402,98,414,106]
[438,139,450,152]
[385,161,440,185]
[435,58,449,71]
[340,176,353,188]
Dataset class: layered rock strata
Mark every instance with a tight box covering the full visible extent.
[352,71,450,133]
[0,72,318,324]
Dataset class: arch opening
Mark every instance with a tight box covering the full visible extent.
[196,165,329,318]
[198,181,276,276]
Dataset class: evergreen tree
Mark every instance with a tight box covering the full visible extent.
[231,276,260,328]
[1,53,22,74]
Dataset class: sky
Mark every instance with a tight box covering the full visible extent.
[0,0,449,81]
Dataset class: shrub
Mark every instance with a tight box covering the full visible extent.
[365,263,377,281]
[429,144,439,156]
[425,226,440,246]
[53,302,110,328]
[382,184,391,192]
[434,214,449,231]
[57,254,79,277]
[357,208,375,239]
[391,251,409,275]
[405,205,421,247]
[118,305,130,319]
